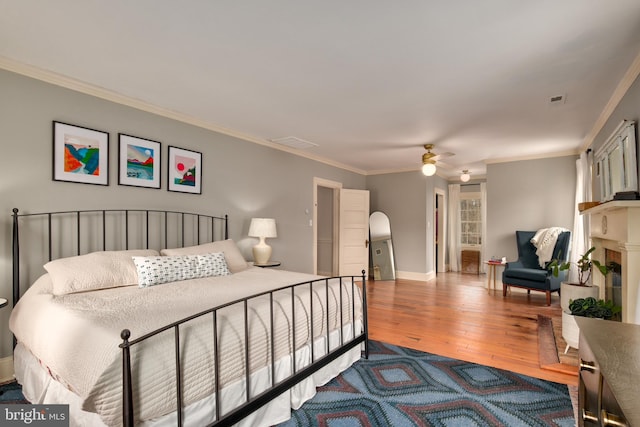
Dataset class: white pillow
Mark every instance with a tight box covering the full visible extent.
[133,252,231,288]
[44,249,160,295]
[160,239,249,273]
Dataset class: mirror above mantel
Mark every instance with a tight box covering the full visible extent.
[595,120,638,202]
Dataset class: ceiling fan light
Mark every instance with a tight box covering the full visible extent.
[460,170,471,182]
[422,162,436,176]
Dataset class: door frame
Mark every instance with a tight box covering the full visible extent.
[313,177,342,275]
[435,187,447,273]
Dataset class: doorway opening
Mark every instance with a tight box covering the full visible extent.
[435,188,446,274]
[314,178,341,275]
[313,178,370,276]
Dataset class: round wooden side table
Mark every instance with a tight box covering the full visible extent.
[485,261,506,294]
[254,261,281,268]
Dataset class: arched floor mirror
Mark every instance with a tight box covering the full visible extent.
[369,211,396,280]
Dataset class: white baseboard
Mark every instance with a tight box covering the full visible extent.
[0,355,14,383]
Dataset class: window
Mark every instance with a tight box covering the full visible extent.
[460,194,482,246]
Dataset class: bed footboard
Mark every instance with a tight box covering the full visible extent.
[120,271,368,427]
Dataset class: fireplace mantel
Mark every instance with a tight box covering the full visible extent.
[584,201,640,324]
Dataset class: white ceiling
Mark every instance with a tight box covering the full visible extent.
[3,1,640,178]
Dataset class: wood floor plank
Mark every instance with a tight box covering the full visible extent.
[366,272,578,386]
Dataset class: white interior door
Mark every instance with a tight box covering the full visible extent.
[339,189,370,276]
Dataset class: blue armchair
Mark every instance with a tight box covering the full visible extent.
[502,230,571,306]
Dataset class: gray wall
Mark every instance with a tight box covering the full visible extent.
[366,171,447,275]
[367,159,577,281]
[0,69,365,357]
[589,70,640,200]
[4,65,638,360]
[486,156,578,262]
[484,65,640,267]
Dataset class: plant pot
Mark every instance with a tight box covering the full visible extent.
[560,282,598,312]
[562,311,580,351]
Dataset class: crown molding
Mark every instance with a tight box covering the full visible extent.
[484,149,579,165]
[0,56,367,176]
[580,49,640,151]
[365,166,422,176]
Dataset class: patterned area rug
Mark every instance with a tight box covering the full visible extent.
[278,341,575,427]
[0,381,29,404]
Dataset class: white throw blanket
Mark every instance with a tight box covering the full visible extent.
[530,227,569,267]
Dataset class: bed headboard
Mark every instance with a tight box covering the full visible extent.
[11,208,229,307]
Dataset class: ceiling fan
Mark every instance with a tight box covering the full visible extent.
[421,144,454,176]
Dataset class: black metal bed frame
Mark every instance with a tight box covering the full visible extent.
[12,208,229,308]
[11,208,369,427]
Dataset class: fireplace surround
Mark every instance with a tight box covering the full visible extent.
[586,201,640,324]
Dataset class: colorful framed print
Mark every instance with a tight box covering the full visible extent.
[118,134,161,189]
[167,146,202,194]
[53,121,109,185]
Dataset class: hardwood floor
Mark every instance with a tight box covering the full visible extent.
[366,271,579,386]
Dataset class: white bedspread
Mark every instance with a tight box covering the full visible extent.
[10,267,363,426]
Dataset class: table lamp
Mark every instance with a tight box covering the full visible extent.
[248,218,277,265]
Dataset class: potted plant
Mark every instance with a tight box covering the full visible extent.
[568,297,621,320]
[548,246,609,286]
[548,247,613,351]
[561,296,622,352]
[548,246,610,310]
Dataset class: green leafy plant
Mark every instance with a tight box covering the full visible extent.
[568,297,621,320]
[548,246,610,286]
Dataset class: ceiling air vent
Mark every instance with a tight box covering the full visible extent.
[269,136,318,150]
[549,94,566,105]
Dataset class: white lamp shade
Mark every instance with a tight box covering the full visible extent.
[422,163,436,176]
[248,218,277,265]
[460,171,471,182]
[248,218,277,238]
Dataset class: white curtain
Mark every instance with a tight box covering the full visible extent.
[448,184,461,272]
[480,182,487,274]
[568,151,592,283]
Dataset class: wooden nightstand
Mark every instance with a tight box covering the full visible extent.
[254,261,281,268]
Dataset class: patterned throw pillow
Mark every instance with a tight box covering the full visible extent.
[160,240,249,273]
[133,253,231,287]
[197,253,232,277]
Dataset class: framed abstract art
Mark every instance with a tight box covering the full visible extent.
[53,121,109,185]
[118,134,161,189]
[167,146,202,194]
